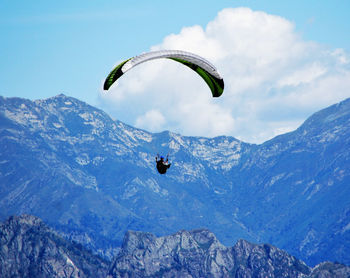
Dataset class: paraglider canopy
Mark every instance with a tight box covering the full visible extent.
[103,50,224,97]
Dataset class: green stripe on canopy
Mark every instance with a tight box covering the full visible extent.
[169,57,224,97]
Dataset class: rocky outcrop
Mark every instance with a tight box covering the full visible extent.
[309,262,350,278]
[1,215,349,278]
[107,229,312,278]
[107,229,350,278]
[0,215,108,278]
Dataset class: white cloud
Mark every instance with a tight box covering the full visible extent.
[277,63,327,87]
[100,7,350,143]
[135,109,166,131]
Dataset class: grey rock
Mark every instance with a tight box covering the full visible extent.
[1,215,349,278]
[309,262,350,278]
[107,229,311,278]
[0,215,108,278]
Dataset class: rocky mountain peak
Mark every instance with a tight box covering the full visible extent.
[7,214,43,227]
[0,215,108,278]
[107,228,349,278]
[122,228,222,254]
[2,215,350,278]
[301,97,350,129]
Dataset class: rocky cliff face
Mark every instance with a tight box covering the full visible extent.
[1,215,349,278]
[0,215,108,278]
[107,229,350,278]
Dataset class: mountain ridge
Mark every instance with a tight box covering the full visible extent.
[0,94,349,266]
[2,214,350,278]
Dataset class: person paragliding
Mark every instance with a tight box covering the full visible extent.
[155,154,171,174]
[103,50,224,175]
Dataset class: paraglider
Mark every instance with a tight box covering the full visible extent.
[155,154,171,174]
[103,49,224,97]
[103,50,225,175]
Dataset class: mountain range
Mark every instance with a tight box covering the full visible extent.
[0,94,349,266]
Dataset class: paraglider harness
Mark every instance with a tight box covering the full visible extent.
[155,154,171,174]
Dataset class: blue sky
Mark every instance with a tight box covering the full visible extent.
[1,0,350,143]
